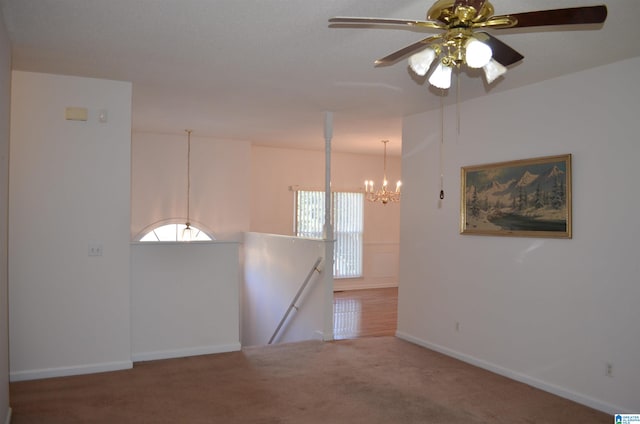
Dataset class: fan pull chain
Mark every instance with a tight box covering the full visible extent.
[439,91,445,200]
[456,70,461,135]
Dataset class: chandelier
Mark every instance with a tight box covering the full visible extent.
[364,140,401,205]
[407,29,505,89]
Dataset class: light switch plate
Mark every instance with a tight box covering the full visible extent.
[65,107,88,121]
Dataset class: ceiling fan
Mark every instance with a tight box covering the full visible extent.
[329,0,607,89]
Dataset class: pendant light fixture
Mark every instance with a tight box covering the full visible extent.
[364,140,401,205]
[182,129,193,242]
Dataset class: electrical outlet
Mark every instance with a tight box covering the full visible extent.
[88,242,103,257]
[606,362,613,377]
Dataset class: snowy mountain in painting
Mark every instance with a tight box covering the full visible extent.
[516,170,539,187]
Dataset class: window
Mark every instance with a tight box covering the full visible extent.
[139,223,213,242]
[295,190,363,278]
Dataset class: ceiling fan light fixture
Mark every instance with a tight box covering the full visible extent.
[408,47,437,76]
[330,2,608,92]
[465,37,492,68]
[428,61,453,89]
[482,58,507,84]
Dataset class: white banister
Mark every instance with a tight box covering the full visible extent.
[268,257,323,344]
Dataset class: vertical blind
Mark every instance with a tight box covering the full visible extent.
[296,190,363,278]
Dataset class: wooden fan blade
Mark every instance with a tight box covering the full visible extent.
[329,16,445,30]
[374,35,443,66]
[494,5,607,29]
[475,32,524,66]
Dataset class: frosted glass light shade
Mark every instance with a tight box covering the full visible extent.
[408,48,436,76]
[465,38,492,68]
[428,62,452,89]
[182,224,193,242]
[483,59,507,84]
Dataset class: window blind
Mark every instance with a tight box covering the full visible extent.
[295,190,363,278]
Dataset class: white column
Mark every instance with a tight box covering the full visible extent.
[323,111,333,240]
[322,111,334,341]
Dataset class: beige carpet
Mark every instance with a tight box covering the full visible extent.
[10,337,609,423]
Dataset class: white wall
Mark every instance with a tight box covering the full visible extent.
[131,242,241,361]
[242,233,331,346]
[131,132,251,241]
[0,7,10,421]
[251,145,401,290]
[398,57,640,413]
[9,71,133,381]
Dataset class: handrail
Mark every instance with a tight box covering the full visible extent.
[268,256,323,344]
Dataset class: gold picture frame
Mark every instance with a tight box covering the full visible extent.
[461,154,572,238]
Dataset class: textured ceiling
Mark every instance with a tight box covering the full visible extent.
[1,0,639,155]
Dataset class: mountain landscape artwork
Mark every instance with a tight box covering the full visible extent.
[461,154,572,238]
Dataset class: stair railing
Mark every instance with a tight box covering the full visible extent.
[268,256,323,344]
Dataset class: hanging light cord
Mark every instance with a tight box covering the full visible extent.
[186,129,192,227]
[456,70,461,135]
[383,140,388,184]
[439,93,445,200]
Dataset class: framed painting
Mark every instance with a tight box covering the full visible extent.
[460,154,572,238]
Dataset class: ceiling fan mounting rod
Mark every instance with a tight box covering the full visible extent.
[428,0,517,29]
[455,5,478,24]
[427,0,494,24]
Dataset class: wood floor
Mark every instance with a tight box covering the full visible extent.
[333,287,398,340]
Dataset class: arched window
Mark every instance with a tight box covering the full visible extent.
[136,220,214,242]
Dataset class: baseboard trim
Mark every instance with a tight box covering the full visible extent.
[333,282,397,291]
[132,343,241,363]
[4,407,11,424]
[9,360,133,382]
[395,331,628,415]
[316,330,334,341]
[313,330,324,340]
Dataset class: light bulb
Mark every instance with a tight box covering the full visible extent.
[483,58,507,84]
[428,61,452,89]
[182,223,193,242]
[408,48,436,77]
[465,38,492,69]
